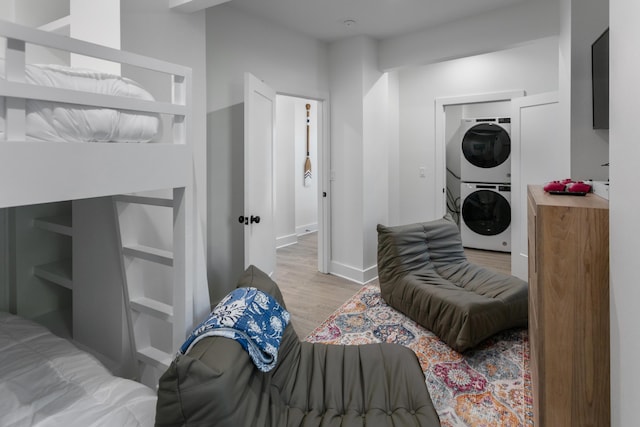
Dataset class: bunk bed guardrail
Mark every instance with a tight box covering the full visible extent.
[0,19,193,209]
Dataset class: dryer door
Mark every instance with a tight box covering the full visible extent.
[461,189,511,236]
[461,123,510,169]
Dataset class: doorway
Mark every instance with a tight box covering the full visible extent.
[274,95,327,273]
[436,90,525,275]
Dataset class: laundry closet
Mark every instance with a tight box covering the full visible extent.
[445,101,512,253]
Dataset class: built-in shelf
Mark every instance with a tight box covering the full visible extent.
[33,258,73,289]
[33,215,72,236]
[38,15,71,35]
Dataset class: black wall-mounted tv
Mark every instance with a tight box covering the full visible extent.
[592,28,609,130]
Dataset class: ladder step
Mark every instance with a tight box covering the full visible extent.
[137,347,173,371]
[122,244,173,266]
[33,259,73,290]
[114,194,174,207]
[130,297,174,322]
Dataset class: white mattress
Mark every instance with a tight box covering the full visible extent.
[0,63,161,142]
[0,312,157,427]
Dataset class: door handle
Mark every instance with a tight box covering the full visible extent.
[239,215,260,225]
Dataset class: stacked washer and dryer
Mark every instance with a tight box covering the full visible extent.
[459,118,512,252]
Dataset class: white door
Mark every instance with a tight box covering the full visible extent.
[510,92,569,280]
[243,72,276,276]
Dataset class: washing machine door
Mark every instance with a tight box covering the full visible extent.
[461,123,510,169]
[461,189,511,236]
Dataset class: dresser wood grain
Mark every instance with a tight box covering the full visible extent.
[527,185,609,427]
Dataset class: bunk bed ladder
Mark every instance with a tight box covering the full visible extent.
[113,189,193,387]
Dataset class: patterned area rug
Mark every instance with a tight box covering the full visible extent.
[305,284,532,427]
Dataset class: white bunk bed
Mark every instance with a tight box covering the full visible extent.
[0,19,191,206]
[0,19,206,425]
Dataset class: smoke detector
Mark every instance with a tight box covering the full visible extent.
[343,19,357,28]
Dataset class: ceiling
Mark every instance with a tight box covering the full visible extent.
[225,0,528,43]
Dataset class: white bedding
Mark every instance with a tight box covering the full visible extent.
[0,312,157,427]
[0,63,161,142]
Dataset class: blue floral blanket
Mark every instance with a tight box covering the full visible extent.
[178,287,290,372]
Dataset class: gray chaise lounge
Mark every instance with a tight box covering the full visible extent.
[377,216,528,353]
[155,265,441,427]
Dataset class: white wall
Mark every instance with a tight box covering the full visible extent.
[610,0,640,424]
[8,0,67,27]
[328,36,366,279]
[387,71,401,226]
[205,5,329,300]
[120,0,207,265]
[0,1,14,21]
[275,96,296,246]
[275,96,319,248]
[206,5,329,112]
[327,36,390,282]
[0,0,69,65]
[363,70,389,276]
[70,0,120,74]
[396,37,559,225]
[294,98,318,235]
[379,0,559,70]
[558,0,572,183]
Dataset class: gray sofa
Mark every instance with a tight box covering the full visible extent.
[155,265,441,427]
[377,216,528,353]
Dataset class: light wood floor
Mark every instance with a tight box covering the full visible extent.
[274,232,511,339]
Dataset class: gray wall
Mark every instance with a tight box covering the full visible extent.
[205,4,330,300]
[569,0,610,180]
[120,0,208,248]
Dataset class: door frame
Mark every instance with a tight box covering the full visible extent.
[276,90,331,274]
[510,91,563,280]
[434,90,526,217]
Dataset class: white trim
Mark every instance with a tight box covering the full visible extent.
[0,80,187,115]
[296,223,318,236]
[0,143,190,209]
[0,20,189,76]
[276,233,297,249]
[329,261,378,285]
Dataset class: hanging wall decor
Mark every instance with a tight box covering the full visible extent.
[304,103,312,187]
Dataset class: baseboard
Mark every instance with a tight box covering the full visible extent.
[329,261,378,285]
[276,233,297,249]
[296,223,318,236]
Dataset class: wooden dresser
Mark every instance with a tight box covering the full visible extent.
[527,185,610,427]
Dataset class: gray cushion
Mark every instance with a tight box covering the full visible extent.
[377,216,528,353]
[155,265,441,427]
